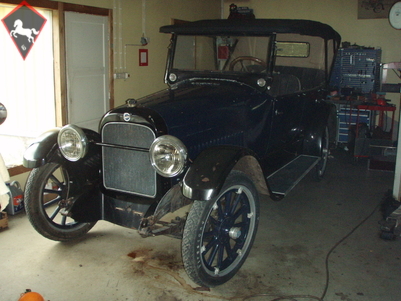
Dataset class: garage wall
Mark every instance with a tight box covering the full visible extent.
[60,0,400,118]
[63,0,401,105]
[115,0,221,105]
[60,0,220,106]
[224,0,401,105]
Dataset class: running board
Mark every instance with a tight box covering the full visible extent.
[266,155,320,196]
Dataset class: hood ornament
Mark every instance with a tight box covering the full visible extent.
[125,98,137,107]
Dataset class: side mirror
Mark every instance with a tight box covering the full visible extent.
[0,103,7,125]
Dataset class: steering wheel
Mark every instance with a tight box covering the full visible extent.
[229,56,267,72]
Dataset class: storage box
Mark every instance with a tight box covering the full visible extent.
[0,212,8,230]
[368,155,396,171]
[368,143,396,172]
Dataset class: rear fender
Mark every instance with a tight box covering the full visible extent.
[303,124,325,156]
[182,146,261,201]
[303,101,336,156]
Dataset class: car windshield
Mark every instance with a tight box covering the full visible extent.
[173,35,272,74]
[171,31,335,94]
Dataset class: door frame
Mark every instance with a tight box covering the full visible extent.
[55,2,114,127]
[64,10,110,130]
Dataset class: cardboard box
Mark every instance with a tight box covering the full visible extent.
[0,212,8,230]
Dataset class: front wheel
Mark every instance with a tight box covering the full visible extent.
[25,163,96,241]
[182,170,260,287]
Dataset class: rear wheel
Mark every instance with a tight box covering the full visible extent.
[182,170,260,287]
[25,163,96,241]
[314,126,329,181]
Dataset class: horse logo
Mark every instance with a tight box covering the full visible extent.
[1,1,47,59]
[10,19,39,44]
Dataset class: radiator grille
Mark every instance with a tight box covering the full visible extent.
[102,122,157,197]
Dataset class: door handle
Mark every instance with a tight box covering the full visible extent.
[275,110,284,115]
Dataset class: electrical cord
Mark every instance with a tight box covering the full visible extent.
[240,201,381,301]
[319,201,381,300]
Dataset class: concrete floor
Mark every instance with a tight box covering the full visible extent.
[1,149,400,301]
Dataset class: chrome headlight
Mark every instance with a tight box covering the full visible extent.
[57,125,88,161]
[149,135,187,177]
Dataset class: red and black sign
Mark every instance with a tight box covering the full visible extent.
[1,1,47,60]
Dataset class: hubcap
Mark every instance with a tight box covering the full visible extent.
[229,227,242,239]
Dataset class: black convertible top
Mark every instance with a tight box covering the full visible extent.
[160,19,341,43]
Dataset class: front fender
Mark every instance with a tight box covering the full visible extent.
[23,127,101,169]
[23,128,61,168]
[182,146,255,201]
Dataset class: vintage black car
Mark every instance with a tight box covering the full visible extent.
[23,19,341,287]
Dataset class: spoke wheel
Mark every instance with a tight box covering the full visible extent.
[25,163,96,241]
[314,126,329,181]
[182,170,259,287]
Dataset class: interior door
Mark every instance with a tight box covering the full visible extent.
[65,12,109,131]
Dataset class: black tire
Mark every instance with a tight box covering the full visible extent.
[314,126,329,181]
[182,170,260,287]
[25,163,96,241]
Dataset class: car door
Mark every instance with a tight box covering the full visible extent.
[269,90,306,149]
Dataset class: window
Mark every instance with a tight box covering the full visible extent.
[276,42,310,58]
[0,5,55,168]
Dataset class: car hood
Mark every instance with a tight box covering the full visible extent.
[103,82,271,158]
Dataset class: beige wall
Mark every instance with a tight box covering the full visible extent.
[113,0,220,105]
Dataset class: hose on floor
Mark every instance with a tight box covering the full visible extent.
[319,202,381,300]
[240,202,381,301]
